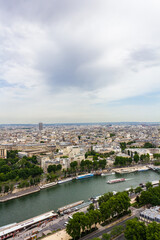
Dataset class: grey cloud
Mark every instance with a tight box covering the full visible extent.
[131,47,159,62]
[127,46,160,72]
[36,42,117,91]
[0,0,94,25]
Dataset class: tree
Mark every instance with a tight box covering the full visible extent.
[87,203,95,212]
[110,133,115,137]
[146,182,153,190]
[4,185,9,193]
[56,164,62,171]
[99,192,130,221]
[124,218,146,240]
[146,221,160,240]
[99,159,106,169]
[66,212,86,239]
[134,186,142,194]
[120,142,126,151]
[70,161,78,170]
[138,185,160,206]
[0,165,11,174]
[47,164,57,173]
[30,156,38,164]
[140,154,150,163]
[110,225,124,238]
[139,190,153,205]
[144,142,155,148]
[134,153,139,163]
[114,156,132,166]
[66,218,81,240]
[30,178,34,186]
[88,210,101,227]
[102,233,110,240]
[98,192,113,206]
[91,238,101,240]
[93,155,98,161]
[10,184,14,192]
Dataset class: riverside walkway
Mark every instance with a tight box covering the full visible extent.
[0,186,40,202]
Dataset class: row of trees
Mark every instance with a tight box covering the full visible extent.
[0,165,43,182]
[98,192,130,222]
[133,153,150,163]
[0,184,14,193]
[114,153,151,166]
[143,142,156,148]
[47,164,62,173]
[114,156,132,166]
[80,159,106,171]
[153,153,160,159]
[0,176,41,193]
[125,218,160,240]
[66,191,130,239]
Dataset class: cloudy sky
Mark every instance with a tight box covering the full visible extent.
[0,0,160,123]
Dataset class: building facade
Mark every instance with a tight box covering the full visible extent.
[39,122,43,131]
[0,148,7,159]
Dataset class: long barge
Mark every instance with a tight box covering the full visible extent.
[0,211,58,240]
[40,181,57,189]
[76,173,94,180]
[57,200,84,214]
[58,178,73,184]
[107,178,126,184]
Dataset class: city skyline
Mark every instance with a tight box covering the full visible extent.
[0,0,160,123]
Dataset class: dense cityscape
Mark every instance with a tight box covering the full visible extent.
[0,123,160,239]
[1,0,160,239]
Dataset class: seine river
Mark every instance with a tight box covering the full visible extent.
[0,170,160,227]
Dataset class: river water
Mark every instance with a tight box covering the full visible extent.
[0,170,160,227]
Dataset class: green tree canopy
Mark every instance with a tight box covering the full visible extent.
[124,218,146,240]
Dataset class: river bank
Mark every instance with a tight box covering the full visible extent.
[0,170,159,227]
[0,165,156,203]
[0,186,40,202]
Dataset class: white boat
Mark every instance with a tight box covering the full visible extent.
[58,178,73,184]
[40,182,57,189]
[101,172,115,176]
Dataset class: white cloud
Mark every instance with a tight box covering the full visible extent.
[0,0,160,122]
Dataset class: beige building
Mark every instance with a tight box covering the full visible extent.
[0,148,7,159]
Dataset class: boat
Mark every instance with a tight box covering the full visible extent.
[138,168,149,172]
[57,200,84,213]
[101,172,115,176]
[139,183,145,187]
[89,195,102,202]
[107,178,126,184]
[0,211,58,239]
[40,182,57,189]
[76,173,94,180]
[58,178,73,184]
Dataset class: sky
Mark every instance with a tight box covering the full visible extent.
[0,0,160,123]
